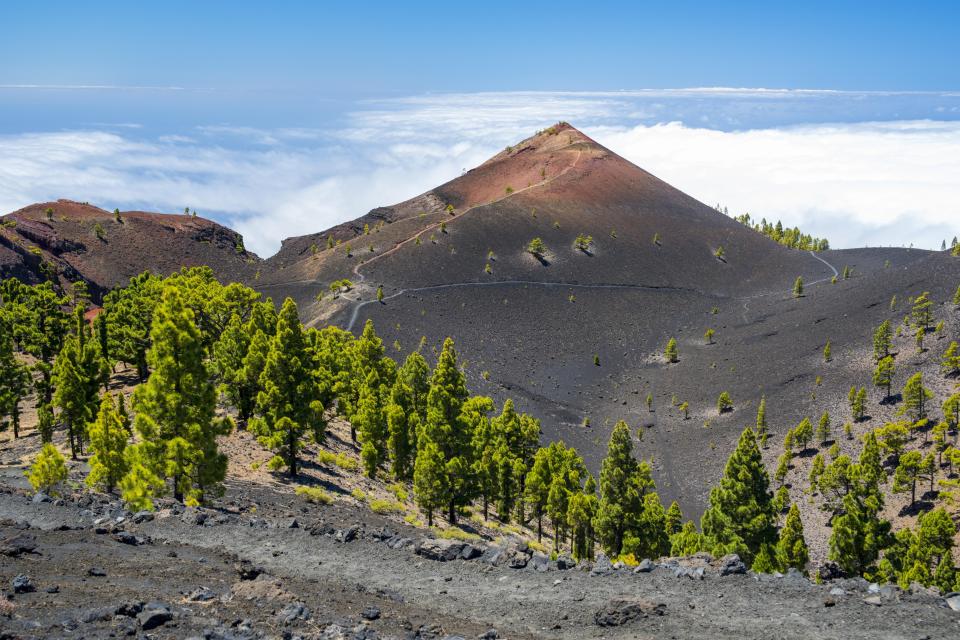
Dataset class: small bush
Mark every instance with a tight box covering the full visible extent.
[388,483,408,502]
[370,498,405,514]
[434,526,481,541]
[351,488,367,502]
[717,391,733,413]
[26,444,68,495]
[295,486,333,504]
[317,450,359,471]
[404,513,424,527]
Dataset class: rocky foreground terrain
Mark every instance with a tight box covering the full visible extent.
[2,464,960,640]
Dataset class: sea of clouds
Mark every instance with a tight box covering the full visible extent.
[1,89,958,256]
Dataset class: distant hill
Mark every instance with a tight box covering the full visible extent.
[0,200,260,301]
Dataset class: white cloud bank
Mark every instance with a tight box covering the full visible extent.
[1,92,959,256]
[592,120,960,249]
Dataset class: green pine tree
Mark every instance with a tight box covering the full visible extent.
[777,504,809,572]
[85,393,129,493]
[355,369,388,477]
[252,298,324,478]
[413,439,447,526]
[594,421,649,556]
[900,372,933,422]
[873,355,896,400]
[664,338,679,363]
[131,286,231,505]
[873,320,892,361]
[701,428,777,565]
[26,443,69,495]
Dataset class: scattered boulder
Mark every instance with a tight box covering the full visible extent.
[187,586,216,602]
[234,560,263,581]
[181,508,208,526]
[371,526,395,541]
[114,531,148,546]
[335,524,361,543]
[131,510,154,524]
[590,553,614,577]
[278,602,311,624]
[32,492,52,504]
[137,602,173,630]
[12,574,34,594]
[530,552,550,572]
[944,592,960,612]
[1,534,38,557]
[478,629,499,639]
[718,554,747,576]
[361,606,381,620]
[555,555,576,570]
[460,543,483,560]
[594,598,666,626]
[87,567,107,577]
[634,558,655,573]
[673,566,705,580]
[416,538,466,562]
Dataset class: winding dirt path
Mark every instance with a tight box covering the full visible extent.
[349,146,585,288]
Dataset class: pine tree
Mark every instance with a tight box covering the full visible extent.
[873,355,895,400]
[129,287,231,504]
[420,337,471,524]
[413,439,447,527]
[793,418,813,452]
[568,479,599,561]
[701,428,777,565]
[37,403,54,443]
[524,448,552,542]
[386,375,419,480]
[911,291,933,329]
[809,453,825,493]
[665,500,683,536]
[212,313,257,423]
[252,298,324,478]
[817,411,831,445]
[594,421,643,556]
[943,393,960,429]
[26,443,68,495]
[777,504,809,572]
[775,451,791,485]
[0,319,31,439]
[852,387,867,422]
[941,341,960,376]
[755,396,768,447]
[664,338,678,363]
[828,435,891,576]
[53,317,108,458]
[873,320,892,361]
[85,393,129,493]
[893,451,922,507]
[900,372,933,422]
[793,276,804,298]
[118,444,164,511]
[355,369,388,478]
[717,391,733,413]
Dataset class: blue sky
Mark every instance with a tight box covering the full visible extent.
[1,2,959,255]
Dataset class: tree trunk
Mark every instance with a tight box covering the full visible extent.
[447,499,456,525]
[482,496,488,521]
[427,509,433,527]
[537,513,543,543]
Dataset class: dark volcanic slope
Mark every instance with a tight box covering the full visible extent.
[259,125,960,515]
[254,124,960,519]
[0,200,260,300]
